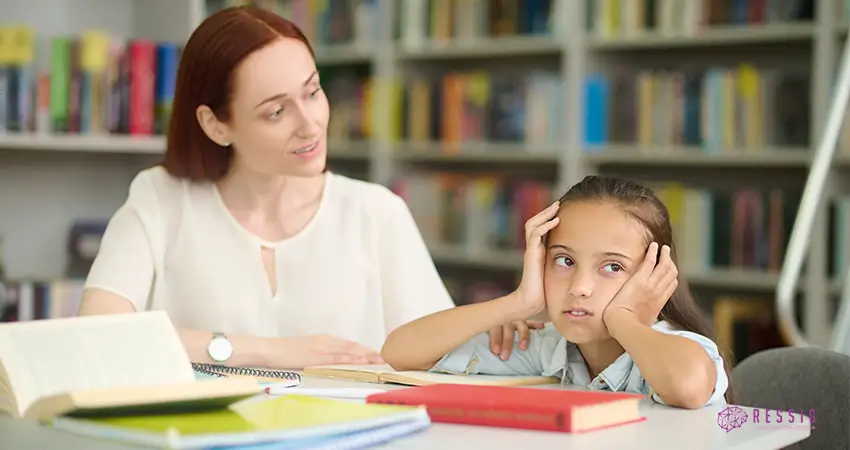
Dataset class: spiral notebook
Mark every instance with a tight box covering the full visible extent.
[192,362,301,386]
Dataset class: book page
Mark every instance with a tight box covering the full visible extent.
[306,364,394,374]
[0,311,194,417]
[392,371,558,386]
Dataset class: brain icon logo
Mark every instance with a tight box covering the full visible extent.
[717,406,749,432]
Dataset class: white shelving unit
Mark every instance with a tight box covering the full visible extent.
[1,0,845,346]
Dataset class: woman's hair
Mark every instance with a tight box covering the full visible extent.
[558,175,736,404]
[163,6,314,182]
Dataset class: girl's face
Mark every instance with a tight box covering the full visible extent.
[543,200,649,344]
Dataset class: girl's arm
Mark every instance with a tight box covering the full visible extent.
[606,311,722,409]
[381,292,536,371]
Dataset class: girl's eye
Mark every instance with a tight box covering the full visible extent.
[268,108,283,119]
[309,87,322,97]
[554,256,573,267]
[602,263,623,273]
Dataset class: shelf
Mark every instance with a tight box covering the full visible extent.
[394,141,558,164]
[328,140,371,160]
[0,134,165,154]
[429,245,523,271]
[395,35,562,60]
[686,268,780,291]
[583,146,812,168]
[314,44,374,65]
[587,23,815,50]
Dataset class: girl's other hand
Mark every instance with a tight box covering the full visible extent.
[488,319,546,360]
[514,201,560,317]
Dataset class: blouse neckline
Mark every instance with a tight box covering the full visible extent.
[210,173,333,248]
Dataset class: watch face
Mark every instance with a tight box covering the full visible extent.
[208,337,233,362]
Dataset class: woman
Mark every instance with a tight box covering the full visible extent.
[78,6,536,370]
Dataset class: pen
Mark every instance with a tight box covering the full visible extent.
[264,386,387,399]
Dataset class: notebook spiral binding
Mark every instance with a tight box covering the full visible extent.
[191,362,301,382]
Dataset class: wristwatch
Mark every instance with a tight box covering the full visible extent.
[207,331,233,363]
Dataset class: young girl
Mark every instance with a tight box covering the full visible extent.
[382,176,734,409]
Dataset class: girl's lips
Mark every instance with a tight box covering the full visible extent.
[563,307,593,320]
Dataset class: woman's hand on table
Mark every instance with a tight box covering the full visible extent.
[271,334,384,369]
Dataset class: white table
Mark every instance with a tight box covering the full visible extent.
[0,376,810,450]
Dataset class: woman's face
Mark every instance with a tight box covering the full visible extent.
[213,37,330,178]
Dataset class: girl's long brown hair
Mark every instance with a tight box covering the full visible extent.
[559,175,736,404]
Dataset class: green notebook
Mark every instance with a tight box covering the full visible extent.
[49,394,429,449]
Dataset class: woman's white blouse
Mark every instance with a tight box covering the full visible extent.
[84,166,455,350]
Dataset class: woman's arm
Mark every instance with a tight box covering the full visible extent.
[80,181,381,370]
[605,311,719,409]
[381,291,535,371]
[78,201,278,368]
[79,289,274,368]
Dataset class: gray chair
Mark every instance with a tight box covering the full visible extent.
[732,347,850,450]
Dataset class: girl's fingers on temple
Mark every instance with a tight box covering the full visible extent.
[531,217,560,240]
[648,244,673,286]
[638,242,659,277]
[525,202,560,230]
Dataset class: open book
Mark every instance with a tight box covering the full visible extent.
[302,364,558,387]
[0,311,262,421]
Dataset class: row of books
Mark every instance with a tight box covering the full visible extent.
[443,277,513,307]
[205,0,378,49]
[587,0,814,38]
[647,183,800,274]
[583,67,811,152]
[0,26,181,136]
[322,66,813,155]
[399,71,564,150]
[322,69,565,150]
[323,70,373,141]
[0,279,82,322]
[392,174,554,254]
[396,0,556,47]
[392,173,809,276]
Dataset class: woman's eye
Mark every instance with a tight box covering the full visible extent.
[268,108,282,119]
[554,256,573,267]
[602,263,623,273]
[309,87,322,97]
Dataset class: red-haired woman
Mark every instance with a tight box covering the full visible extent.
[77,6,537,370]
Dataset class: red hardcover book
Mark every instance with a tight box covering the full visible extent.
[128,40,156,135]
[367,384,646,433]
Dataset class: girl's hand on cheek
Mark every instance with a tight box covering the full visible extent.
[602,243,678,330]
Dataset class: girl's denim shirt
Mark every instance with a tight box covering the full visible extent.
[430,321,729,407]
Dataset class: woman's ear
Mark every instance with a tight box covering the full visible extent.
[195,105,231,147]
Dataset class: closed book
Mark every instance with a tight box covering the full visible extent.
[367,384,646,433]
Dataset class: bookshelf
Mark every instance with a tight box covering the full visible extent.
[0,0,846,353]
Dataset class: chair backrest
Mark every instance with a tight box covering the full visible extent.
[732,347,850,450]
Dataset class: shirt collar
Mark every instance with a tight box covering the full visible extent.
[551,339,635,392]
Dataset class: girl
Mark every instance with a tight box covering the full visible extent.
[382,176,735,409]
